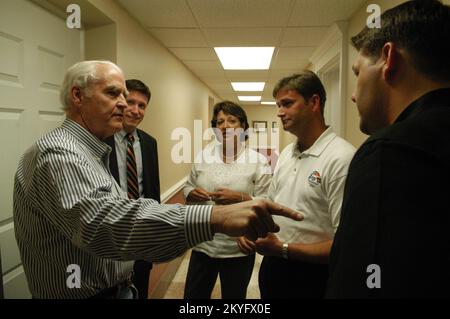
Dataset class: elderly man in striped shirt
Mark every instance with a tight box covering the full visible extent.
[13,60,302,299]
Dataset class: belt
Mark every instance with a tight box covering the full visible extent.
[90,273,137,299]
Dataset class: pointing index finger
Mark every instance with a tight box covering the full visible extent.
[266,201,304,221]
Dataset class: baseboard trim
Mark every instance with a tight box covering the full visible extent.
[161,176,188,204]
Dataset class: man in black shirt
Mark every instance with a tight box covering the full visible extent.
[327,0,450,298]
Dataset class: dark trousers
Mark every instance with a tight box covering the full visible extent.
[259,256,328,299]
[133,260,152,299]
[184,250,255,299]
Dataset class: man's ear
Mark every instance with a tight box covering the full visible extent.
[381,42,398,83]
[71,87,83,107]
[309,94,321,112]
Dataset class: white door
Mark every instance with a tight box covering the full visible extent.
[321,65,342,136]
[0,0,81,298]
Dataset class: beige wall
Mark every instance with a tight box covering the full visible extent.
[85,24,117,62]
[87,0,219,195]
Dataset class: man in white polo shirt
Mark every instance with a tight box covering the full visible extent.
[239,71,355,298]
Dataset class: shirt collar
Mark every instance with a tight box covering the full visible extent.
[366,87,450,144]
[62,118,111,160]
[116,129,139,143]
[394,87,450,123]
[292,127,336,158]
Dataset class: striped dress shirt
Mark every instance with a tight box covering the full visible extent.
[13,119,213,298]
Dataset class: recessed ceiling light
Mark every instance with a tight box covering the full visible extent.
[261,101,277,105]
[238,96,261,102]
[214,47,275,70]
[231,82,265,92]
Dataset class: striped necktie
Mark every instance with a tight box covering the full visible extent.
[126,133,139,200]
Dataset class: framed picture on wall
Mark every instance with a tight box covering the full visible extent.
[272,121,278,132]
[253,121,267,133]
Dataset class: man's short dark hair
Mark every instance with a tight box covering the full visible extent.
[351,0,450,82]
[211,101,249,140]
[272,70,327,115]
[126,79,151,103]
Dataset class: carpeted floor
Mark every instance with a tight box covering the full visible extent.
[163,250,262,299]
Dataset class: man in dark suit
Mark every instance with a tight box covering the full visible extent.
[327,0,450,298]
[105,79,160,299]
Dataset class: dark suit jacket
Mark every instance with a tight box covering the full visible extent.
[105,129,160,299]
[104,129,161,203]
[327,88,450,298]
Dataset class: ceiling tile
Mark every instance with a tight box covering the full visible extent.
[169,48,217,61]
[183,60,225,77]
[215,92,238,101]
[270,47,314,70]
[148,28,208,47]
[187,0,292,27]
[264,79,278,90]
[213,88,235,95]
[183,60,223,70]
[288,0,366,27]
[281,27,329,46]
[224,70,270,81]
[261,92,277,100]
[204,28,282,46]
[274,47,316,61]
[208,83,233,91]
[117,0,198,27]
[268,69,302,81]
[271,58,310,70]
[198,75,229,85]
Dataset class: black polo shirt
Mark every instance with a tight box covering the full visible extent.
[327,88,450,298]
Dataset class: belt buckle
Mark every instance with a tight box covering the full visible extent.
[115,280,138,299]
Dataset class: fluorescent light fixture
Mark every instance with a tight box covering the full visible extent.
[231,82,265,91]
[215,47,275,70]
[261,101,277,105]
[238,96,261,102]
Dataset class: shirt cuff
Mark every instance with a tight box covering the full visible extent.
[184,205,214,247]
[183,186,194,200]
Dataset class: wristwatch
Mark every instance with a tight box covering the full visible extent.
[281,242,289,259]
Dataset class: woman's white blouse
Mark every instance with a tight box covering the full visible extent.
[183,142,272,258]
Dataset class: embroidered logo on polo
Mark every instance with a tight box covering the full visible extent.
[308,171,321,187]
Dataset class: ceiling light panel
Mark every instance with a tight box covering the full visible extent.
[238,96,261,102]
[231,82,265,91]
[214,47,274,70]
